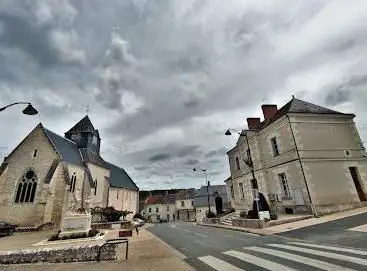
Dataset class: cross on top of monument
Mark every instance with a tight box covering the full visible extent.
[84,105,90,115]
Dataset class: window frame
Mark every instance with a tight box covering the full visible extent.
[278,173,291,197]
[239,183,244,199]
[33,149,38,159]
[271,137,280,156]
[230,185,235,199]
[14,169,38,204]
[235,156,241,170]
[181,201,185,207]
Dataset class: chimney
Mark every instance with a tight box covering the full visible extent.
[261,104,278,121]
[247,118,261,130]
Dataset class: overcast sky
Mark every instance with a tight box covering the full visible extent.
[1,0,367,190]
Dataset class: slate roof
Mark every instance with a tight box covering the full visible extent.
[165,193,177,204]
[80,148,105,167]
[104,161,139,191]
[260,98,351,129]
[194,185,229,207]
[64,115,99,137]
[176,188,196,200]
[43,128,84,167]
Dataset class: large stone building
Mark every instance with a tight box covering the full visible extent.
[0,116,139,227]
[226,97,367,216]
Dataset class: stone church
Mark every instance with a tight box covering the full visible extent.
[0,116,139,227]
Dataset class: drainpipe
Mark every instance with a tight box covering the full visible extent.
[286,115,318,217]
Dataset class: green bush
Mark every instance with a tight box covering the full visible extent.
[88,228,100,237]
[206,211,216,218]
[102,207,123,222]
[239,211,247,218]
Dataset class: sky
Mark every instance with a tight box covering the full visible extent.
[1,0,367,190]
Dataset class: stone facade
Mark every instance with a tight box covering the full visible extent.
[0,116,139,228]
[227,99,367,216]
[0,125,58,226]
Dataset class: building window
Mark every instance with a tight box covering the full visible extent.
[239,183,244,199]
[230,185,235,199]
[167,205,169,211]
[235,157,240,170]
[278,173,290,197]
[181,201,185,207]
[33,149,38,158]
[149,208,152,213]
[157,215,160,220]
[271,137,280,156]
[117,190,119,199]
[192,201,194,206]
[94,179,97,195]
[70,173,77,193]
[156,207,159,212]
[15,170,38,203]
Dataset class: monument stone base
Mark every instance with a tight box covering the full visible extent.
[59,213,92,239]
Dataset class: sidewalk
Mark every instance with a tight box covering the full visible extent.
[0,227,195,271]
[199,206,367,235]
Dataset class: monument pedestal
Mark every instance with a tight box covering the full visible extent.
[59,213,92,238]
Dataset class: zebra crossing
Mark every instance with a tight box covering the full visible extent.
[197,242,367,270]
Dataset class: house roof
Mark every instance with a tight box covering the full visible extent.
[260,98,352,129]
[145,195,166,205]
[43,128,84,167]
[176,188,196,200]
[64,115,99,137]
[165,193,177,204]
[80,148,105,167]
[104,161,139,191]
[194,185,229,207]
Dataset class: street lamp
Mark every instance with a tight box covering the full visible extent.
[193,167,211,213]
[225,128,261,217]
[0,102,38,115]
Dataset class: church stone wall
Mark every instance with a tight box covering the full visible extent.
[109,188,138,215]
[0,126,59,226]
[87,163,110,208]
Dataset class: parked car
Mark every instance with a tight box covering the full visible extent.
[159,218,168,223]
[132,218,145,227]
[0,221,16,236]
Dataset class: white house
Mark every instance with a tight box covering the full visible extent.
[226,97,367,216]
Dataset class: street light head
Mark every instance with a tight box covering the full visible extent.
[22,104,38,115]
[225,129,232,136]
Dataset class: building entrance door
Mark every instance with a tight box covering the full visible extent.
[349,167,367,201]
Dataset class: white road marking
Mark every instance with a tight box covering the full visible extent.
[224,250,298,271]
[198,255,244,271]
[289,242,367,256]
[348,224,367,232]
[268,244,367,266]
[223,234,257,241]
[245,246,356,271]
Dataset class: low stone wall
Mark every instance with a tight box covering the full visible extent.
[92,221,131,230]
[16,222,55,233]
[207,218,221,224]
[232,218,267,229]
[0,242,121,264]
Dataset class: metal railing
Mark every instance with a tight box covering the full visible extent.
[97,238,129,262]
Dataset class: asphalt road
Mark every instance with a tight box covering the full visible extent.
[148,221,367,271]
[278,212,367,249]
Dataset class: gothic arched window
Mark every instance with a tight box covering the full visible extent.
[70,173,77,193]
[15,170,38,203]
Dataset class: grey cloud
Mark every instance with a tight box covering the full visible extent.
[324,88,351,106]
[205,147,227,158]
[184,159,199,166]
[149,153,171,162]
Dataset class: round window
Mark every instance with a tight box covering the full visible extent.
[26,170,35,179]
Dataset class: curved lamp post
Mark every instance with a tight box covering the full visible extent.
[0,102,38,115]
[193,167,211,213]
[225,128,260,217]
